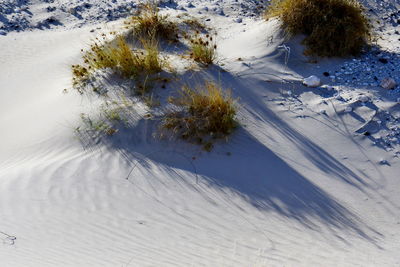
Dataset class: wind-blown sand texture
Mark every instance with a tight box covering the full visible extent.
[1,0,400,266]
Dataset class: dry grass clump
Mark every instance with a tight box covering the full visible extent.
[72,34,164,92]
[265,0,371,57]
[81,36,141,78]
[71,64,90,89]
[163,82,237,151]
[140,38,163,75]
[182,17,207,32]
[126,1,178,41]
[112,36,144,77]
[188,33,217,66]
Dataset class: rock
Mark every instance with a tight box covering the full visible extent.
[358,95,369,103]
[303,75,321,87]
[381,77,397,90]
[68,7,76,14]
[345,106,353,112]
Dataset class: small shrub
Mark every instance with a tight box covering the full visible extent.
[71,64,90,91]
[141,37,163,74]
[265,0,371,57]
[81,35,146,78]
[126,1,178,41]
[82,38,119,70]
[163,82,237,150]
[74,34,164,92]
[188,33,217,66]
[113,36,144,77]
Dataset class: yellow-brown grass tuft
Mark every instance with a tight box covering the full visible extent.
[265,0,371,57]
[72,64,90,91]
[113,36,144,77]
[126,1,178,41]
[140,37,163,75]
[163,82,237,150]
[75,34,163,85]
[81,35,141,78]
[188,34,216,66]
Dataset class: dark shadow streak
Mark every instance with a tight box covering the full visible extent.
[78,65,383,246]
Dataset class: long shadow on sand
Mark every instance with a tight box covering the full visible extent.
[90,66,383,245]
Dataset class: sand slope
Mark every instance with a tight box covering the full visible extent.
[1,1,400,266]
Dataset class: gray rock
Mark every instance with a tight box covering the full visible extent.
[381,77,397,90]
[234,18,243,23]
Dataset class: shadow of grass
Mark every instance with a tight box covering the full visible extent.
[76,65,384,245]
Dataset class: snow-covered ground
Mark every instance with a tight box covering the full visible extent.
[1,0,400,266]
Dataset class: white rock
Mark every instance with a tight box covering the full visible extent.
[345,106,353,112]
[321,85,334,91]
[381,77,397,90]
[359,95,369,103]
[303,75,321,88]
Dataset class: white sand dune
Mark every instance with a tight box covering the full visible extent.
[1,1,400,266]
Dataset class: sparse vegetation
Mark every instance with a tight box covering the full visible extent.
[72,33,164,93]
[71,64,90,90]
[163,82,237,150]
[143,93,161,108]
[71,0,235,151]
[265,0,371,57]
[140,37,163,75]
[188,33,217,66]
[112,36,144,78]
[76,98,137,142]
[78,113,118,138]
[126,0,179,41]
[182,17,207,32]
